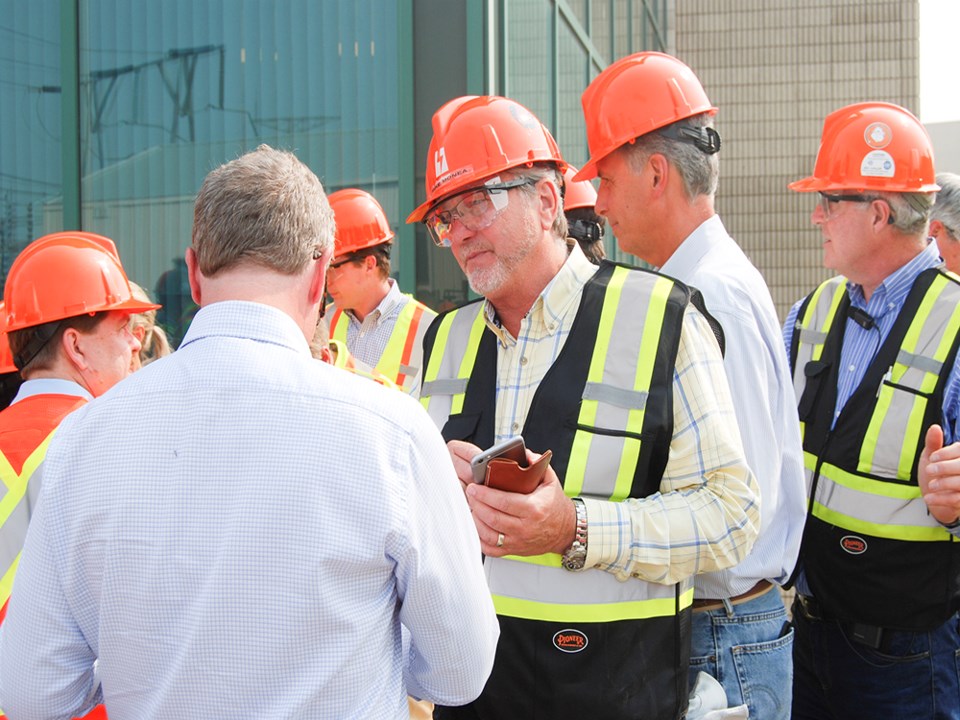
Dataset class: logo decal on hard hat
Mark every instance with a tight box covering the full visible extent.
[864,122,892,149]
[434,148,449,176]
[861,150,895,179]
[508,103,538,130]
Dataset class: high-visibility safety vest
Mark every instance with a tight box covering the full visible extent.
[0,392,108,720]
[328,296,435,393]
[789,268,960,631]
[421,262,696,720]
[328,339,400,390]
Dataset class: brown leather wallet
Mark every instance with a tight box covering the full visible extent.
[484,450,553,494]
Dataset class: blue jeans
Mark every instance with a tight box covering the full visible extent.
[688,586,793,720]
[792,598,960,719]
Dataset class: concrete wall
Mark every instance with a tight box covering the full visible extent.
[673,0,920,318]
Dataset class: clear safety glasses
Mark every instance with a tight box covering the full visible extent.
[424,178,535,247]
[817,191,893,222]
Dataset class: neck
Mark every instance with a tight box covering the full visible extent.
[349,278,391,322]
[653,195,715,267]
[487,237,569,337]
[852,234,928,302]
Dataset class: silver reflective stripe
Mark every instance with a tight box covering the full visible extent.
[581,382,648,410]
[398,363,420,378]
[792,277,846,404]
[573,270,664,500]
[488,555,683,602]
[813,471,933,529]
[421,304,485,428]
[421,378,469,397]
[862,276,960,478]
[0,492,29,577]
[896,349,943,376]
[797,328,827,345]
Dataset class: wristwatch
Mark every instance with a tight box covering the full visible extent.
[561,498,588,571]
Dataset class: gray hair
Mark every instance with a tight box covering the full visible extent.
[621,112,719,201]
[510,163,569,241]
[192,144,334,276]
[932,172,960,242]
[876,191,934,236]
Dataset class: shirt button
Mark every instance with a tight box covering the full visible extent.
[520,356,528,366]
[848,364,856,372]
[549,324,556,332]
[511,422,520,432]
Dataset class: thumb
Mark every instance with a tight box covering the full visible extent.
[925,424,945,460]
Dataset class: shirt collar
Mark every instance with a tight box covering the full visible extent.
[11,378,93,405]
[482,242,597,345]
[659,215,726,275]
[847,240,941,316]
[345,278,401,326]
[180,301,313,356]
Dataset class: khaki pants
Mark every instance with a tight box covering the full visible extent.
[408,697,434,719]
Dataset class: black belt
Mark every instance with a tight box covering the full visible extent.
[794,594,890,651]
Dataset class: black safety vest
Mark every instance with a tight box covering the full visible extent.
[422,261,703,720]
[790,268,960,630]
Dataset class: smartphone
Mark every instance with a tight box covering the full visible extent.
[470,436,528,484]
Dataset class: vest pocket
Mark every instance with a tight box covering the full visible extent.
[865,379,931,479]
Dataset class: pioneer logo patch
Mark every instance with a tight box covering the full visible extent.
[552,629,588,653]
[840,535,867,555]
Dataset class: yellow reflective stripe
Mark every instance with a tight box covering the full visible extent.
[0,435,52,527]
[329,310,347,342]
[0,552,19,610]
[812,501,952,542]
[373,301,419,383]
[818,460,920,500]
[611,277,671,501]
[419,312,457,410]
[501,552,562,568]
[565,267,629,498]
[451,311,487,416]
[898,393,928,479]
[800,279,846,363]
[493,586,693,622]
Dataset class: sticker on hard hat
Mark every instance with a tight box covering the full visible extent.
[860,151,895,179]
[431,165,474,193]
[509,104,539,130]
[864,122,892,149]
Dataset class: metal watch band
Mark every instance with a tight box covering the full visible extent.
[561,497,588,571]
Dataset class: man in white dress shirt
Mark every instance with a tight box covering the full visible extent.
[578,51,807,719]
[0,144,498,719]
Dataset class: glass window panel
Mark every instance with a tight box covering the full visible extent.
[77,0,400,346]
[0,0,63,280]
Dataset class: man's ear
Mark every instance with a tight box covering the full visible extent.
[869,198,894,232]
[60,326,88,371]
[930,219,944,239]
[185,248,203,305]
[647,153,670,197]
[537,176,561,231]
[308,249,330,305]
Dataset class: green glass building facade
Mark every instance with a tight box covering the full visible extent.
[1,0,666,344]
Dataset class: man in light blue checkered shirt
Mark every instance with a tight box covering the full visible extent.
[0,145,499,719]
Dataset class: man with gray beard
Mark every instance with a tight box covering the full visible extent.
[408,95,759,720]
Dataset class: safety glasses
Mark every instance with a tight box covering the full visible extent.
[818,191,894,223]
[424,178,535,247]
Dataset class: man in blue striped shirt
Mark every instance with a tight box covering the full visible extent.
[784,102,960,720]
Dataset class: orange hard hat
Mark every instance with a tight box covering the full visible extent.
[0,304,17,374]
[328,189,395,257]
[563,166,598,210]
[4,231,160,333]
[406,95,566,223]
[576,52,717,182]
[789,102,939,194]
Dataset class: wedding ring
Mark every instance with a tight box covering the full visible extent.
[496,532,505,548]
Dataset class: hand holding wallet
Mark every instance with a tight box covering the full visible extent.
[484,450,553,494]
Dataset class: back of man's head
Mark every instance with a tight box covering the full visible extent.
[933,173,960,243]
[192,144,334,277]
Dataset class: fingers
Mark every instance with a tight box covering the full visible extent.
[447,440,481,490]
[926,424,945,461]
